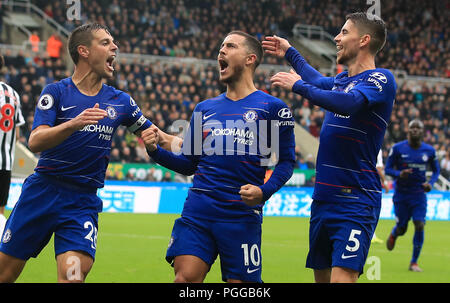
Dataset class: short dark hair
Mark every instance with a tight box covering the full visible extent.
[346,12,387,55]
[68,23,111,64]
[226,31,263,70]
[0,55,4,70]
[409,119,424,129]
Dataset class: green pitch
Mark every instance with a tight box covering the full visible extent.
[11,213,450,283]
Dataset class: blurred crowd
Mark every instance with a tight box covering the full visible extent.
[0,50,448,180]
[30,0,449,77]
[0,0,448,182]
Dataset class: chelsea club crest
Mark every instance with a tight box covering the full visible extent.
[106,106,118,120]
[243,110,258,122]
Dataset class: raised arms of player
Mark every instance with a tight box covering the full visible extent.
[262,35,334,89]
[271,68,395,116]
[29,103,107,153]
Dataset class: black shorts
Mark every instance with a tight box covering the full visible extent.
[0,170,12,207]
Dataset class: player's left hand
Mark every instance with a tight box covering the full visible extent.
[239,184,263,207]
[422,182,432,192]
[270,69,302,91]
[141,127,159,152]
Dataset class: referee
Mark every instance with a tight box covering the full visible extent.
[0,54,25,237]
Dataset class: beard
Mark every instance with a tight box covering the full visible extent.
[219,64,244,84]
[336,47,359,65]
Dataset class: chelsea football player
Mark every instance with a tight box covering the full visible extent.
[264,12,396,282]
[143,31,296,283]
[0,23,178,282]
[385,119,440,272]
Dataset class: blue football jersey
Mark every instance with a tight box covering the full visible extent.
[180,90,296,223]
[312,68,396,207]
[385,140,440,197]
[32,77,152,189]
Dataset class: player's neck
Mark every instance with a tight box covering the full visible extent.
[225,75,257,101]
[347,53,376,77]
[72,65,103,96]
[408,138,422,149]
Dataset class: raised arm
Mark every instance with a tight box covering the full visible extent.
[263,35,334,89]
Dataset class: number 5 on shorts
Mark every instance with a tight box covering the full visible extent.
[345,229,361,252]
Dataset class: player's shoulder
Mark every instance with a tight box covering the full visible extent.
[102,83,135,104]
[45,77,68,91]
[393,140,409,150]
[421,142,436,153]
[253,90,288,110]
[365,68,396,85]
[195,93,226,110]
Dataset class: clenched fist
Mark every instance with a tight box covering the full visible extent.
[141,127,159,152]
[239,184,263,206]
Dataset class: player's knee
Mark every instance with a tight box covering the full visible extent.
[413,221,425,232]
[0,253,26,282]
[396,225,408,236]
[174,270,205,283]
[174,272,197,283]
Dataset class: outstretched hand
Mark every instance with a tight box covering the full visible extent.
[270,69,302,91]
[262,35,292,58]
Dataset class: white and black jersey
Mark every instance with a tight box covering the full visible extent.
[0,81,25,171]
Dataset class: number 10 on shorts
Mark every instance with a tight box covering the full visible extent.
[241,243,261,267]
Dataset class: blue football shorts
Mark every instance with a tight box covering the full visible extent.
[393,194,427,227]
[0,173,102,260]
[306,200,381,274]
[166,216,263,282]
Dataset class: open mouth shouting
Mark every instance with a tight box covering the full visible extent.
[218,58,229,75]
[106,55,116,72]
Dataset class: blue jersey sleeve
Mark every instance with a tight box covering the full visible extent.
[258,99,295,201]
[120,95,152,133]
[32,83,61,130]
[351,69,397,106]
[147,146,197,175]
[385,145,400,178]
[292,79,367,116]
[428,149,440,186]
[147,103,201,175]
[285,47,335,90]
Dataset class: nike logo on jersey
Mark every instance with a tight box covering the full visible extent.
[203,113,216,120]
[247,268,260,274]
[61,105,77,111]
[341,253,358,259]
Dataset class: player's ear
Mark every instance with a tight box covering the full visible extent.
[77,45,90,60]
[360,34,371,49]
[246,54,257,67]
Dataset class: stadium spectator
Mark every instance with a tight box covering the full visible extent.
[46,34,64,60]
[161,171,172,182]
[441,151,450,180]
[0,4,5,42]
[29,31,40,53]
